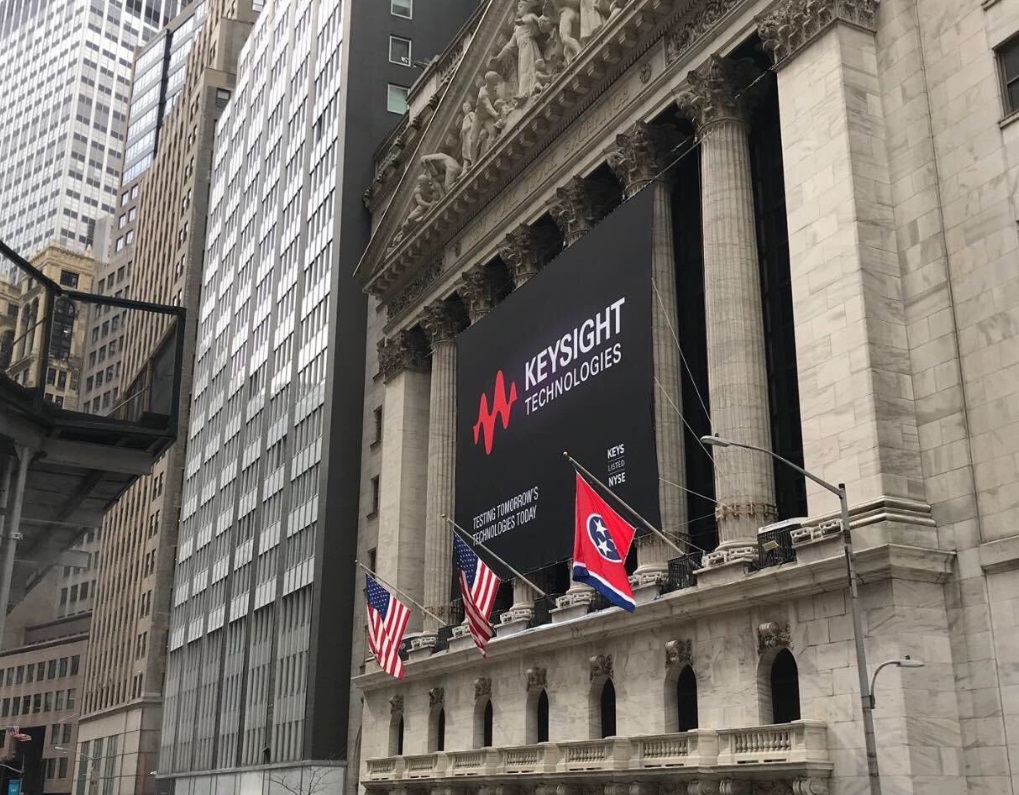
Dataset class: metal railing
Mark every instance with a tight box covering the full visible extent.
[0,239,186,437]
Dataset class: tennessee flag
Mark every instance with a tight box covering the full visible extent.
[572,473,637,612]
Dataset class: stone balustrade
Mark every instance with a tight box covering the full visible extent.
[364,721,830,785]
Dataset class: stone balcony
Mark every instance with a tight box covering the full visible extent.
[364,722,832,792]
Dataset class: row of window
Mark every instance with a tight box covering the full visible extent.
[0,688,77,718]
[0,656,80,687]
[389,650,802,754]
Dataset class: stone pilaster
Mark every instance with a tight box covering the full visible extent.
[498,224,557,288]
[676,56,777,562]
[757,0,880,67]
[420,301,465,635]
[458,265,500,323]
[377,330,429,383]
[376,331,432,626]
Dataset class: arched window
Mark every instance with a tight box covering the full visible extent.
[389,713,404,755]
[677,666,698,731]
[429,707,445,752]
[600,679,616,738]
[770,648,801,723]
[536,689,549,742]
[474,698,494,748]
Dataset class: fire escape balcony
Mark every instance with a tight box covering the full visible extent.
[0,240,186,630]
[364,721,832,792]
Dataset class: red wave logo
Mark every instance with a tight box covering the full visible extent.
[473,370,518,455]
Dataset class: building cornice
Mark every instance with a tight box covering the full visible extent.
[356,0,685,301]
[353,542,954,692]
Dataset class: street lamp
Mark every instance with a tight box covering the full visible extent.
[53,747,101,795]
[701,434,887,795]
[869,657,925,709]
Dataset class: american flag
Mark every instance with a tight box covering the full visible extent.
[9,725,30,742]
[365,574,410,679]
[454,534,502,657]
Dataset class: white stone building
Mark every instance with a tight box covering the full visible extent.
[350,1,1019,794]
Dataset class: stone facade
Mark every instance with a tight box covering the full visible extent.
[351,0,1019,794]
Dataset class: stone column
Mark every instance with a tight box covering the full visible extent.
[548,176,598,246]
[376,331,431,630]
[676,56,777,565]
[607,121,689,583]
[499,225,546,288]
[420,301,465,637]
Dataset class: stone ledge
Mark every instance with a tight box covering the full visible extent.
[352,543,955,691]
[979,534,1019,574]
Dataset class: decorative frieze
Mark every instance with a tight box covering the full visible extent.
[757,0,880,66]
[377,332,429,382]
[665,0,741,65]
[606,121,684,198]
[526,666,547,692]
[474,676,492,700]
[675,55,763,131]
[665,638,693,670]
[589,653,614,681]
[757,622,792,654]
[387,260,443,321]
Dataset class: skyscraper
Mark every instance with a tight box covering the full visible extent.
[79,0,211,419]
[0,0,181,259]
[73,3,258,794]
[157,1,479,792]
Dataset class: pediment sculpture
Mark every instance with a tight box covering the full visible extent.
[389,0,630,257]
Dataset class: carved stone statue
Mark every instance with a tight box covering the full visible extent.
[579,0,606,41]
[494,0,554,103]
[459,98,478,170]
[475,71,506,158]
[421,152,463,195]
[406,174,439,223]
[553,0,582,63]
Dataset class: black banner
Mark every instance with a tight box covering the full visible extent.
[454,188,660,574]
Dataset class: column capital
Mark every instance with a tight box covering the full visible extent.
[420,300,465,346]
[458,265,500,324]
[758,0,879,66]
[499,223,558,288]
[548,176,597,246]
[605,121,684,198]
[675,55,763,132]
[377,331,429,382]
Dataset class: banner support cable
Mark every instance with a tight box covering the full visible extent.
[441,514,548,598]
[355,559,446,626]
[564,451,686,557]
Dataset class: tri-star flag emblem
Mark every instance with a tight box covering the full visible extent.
[587,514,621,562]
[572,474,637,612]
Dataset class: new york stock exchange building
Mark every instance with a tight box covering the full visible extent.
[346,0,1019,794]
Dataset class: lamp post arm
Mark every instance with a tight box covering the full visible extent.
[725,440,843,498]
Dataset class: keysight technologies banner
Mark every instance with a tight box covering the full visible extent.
[454,188,660,575]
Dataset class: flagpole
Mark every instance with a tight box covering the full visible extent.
[563,451,687,557]
[440,514,548,598]
[355,559,446,626]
